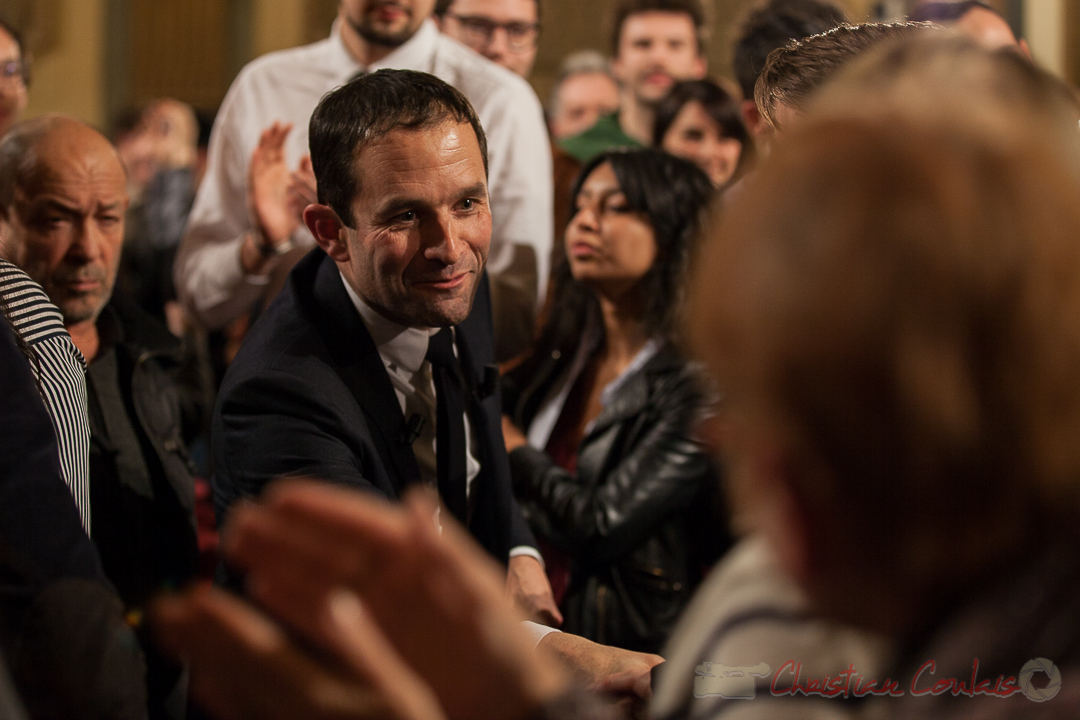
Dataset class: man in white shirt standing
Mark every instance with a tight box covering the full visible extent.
[175,0,552,361]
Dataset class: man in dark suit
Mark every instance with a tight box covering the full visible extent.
[213,69,559,624]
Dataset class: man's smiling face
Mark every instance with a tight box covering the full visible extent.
[341,120,491,328]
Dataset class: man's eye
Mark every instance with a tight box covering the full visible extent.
[99,215,122,226]
[460,198,476,211]
[395,211,416,223]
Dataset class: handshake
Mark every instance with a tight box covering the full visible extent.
[153,481,663,720]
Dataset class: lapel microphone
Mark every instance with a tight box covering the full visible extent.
[402,413,426,445]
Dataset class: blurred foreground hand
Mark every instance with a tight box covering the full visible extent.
[153,481,661,720]
[155,482,567,720]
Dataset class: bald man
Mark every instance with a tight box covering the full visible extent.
[910,1,1031,55]
[0,116,200,720]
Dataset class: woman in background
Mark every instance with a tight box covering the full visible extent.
[654,80,749,189]
[501,148,729,653]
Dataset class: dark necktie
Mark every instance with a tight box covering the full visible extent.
[425,328,469,525]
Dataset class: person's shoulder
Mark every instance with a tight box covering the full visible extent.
[0,260,67,345]
[559,114,641,163]
[229,34,340,98]
[433,34,541,114]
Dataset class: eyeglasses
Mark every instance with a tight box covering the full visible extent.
[445,14,540,52]
[0,60,26,85]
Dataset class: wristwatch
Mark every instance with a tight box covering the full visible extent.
[253,229,295,258]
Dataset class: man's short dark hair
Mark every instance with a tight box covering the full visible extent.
[309,69,489,229]
[434,0,542,22]
[755,22,927,129]
[610,0,706,57]
[909,1,999,23]
[732,0,847,99]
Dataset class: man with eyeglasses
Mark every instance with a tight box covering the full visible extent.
[434,0,540,78]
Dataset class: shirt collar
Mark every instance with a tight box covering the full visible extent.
[339,271,437,375]
[330,18,439,75]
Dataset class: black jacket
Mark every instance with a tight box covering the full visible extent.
[87,300,202,720]
[212,249,536,564]
[0,317,147,720]
[88,300,201,608]
[504,343,729,653]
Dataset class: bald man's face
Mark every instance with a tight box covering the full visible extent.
[955,8,1020,51]
[1,124,128,325]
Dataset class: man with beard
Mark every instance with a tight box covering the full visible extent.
[176,0,552,362]
[0,116,200,720]
[560,0,706,163]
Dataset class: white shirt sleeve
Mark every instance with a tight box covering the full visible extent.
[522,620,562,648]
[480,79,554,310]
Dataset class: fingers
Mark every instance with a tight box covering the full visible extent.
[152,585,392,720]
[324,591,448,720]
[255,122,294,156]
[533,603,563,628]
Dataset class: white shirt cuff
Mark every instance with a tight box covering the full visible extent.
[509,545,545,569]
[522,620,562,648]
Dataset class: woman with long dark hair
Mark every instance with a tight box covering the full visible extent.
[501,148,729,653]
[653,79,749,189]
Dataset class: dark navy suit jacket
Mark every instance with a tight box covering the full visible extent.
[212,249,536,562]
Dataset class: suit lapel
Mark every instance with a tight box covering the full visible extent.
[299,253,421,496]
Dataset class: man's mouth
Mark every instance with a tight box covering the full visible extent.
[414,272,469,290]
[55,269,107,295]
[369,1,409,22]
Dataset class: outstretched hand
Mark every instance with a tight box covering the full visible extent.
[506,554,563,627]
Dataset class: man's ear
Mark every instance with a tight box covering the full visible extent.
[741,100,764,139]
[692,54,707,80]
[610,55,627,85]
[1019,38,1032,61]
[304,204,350,263]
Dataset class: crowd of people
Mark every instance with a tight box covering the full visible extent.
[0,0,1077,719]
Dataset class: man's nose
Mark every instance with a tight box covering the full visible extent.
[423,215,465,265]
[484,27,511,59]
[68,218,106,261]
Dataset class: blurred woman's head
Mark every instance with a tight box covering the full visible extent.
[653,80,748,188]
[0,18,27,137]
[563,148,714,337]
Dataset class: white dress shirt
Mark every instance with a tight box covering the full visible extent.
[176,19,553,331]
[339,273,541,565]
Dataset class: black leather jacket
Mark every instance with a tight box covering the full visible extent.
[503,342,730,653]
